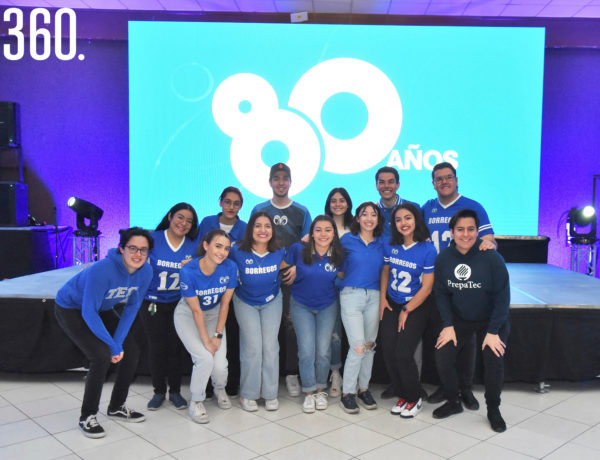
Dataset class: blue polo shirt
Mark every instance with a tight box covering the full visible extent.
[229,245,286,306]
[339,232,384,290]
[378,195,420,239]
[383,240,436,304]
[285,242,339,310]
[179,258,238,311]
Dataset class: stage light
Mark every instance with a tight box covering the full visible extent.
[67,197,103,237]
[567,205,597,243]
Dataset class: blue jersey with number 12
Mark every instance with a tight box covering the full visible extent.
[383,240,436,304]
[421,195,493,254]
[145,230,196,303]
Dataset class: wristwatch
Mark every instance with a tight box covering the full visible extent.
[214,331,223,339]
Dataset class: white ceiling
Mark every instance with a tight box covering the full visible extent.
[0,0,599,18]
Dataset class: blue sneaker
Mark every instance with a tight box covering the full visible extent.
[169,392,188,410]
[147,393,165,411]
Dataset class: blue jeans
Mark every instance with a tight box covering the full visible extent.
[290,296,338,393]
[340,287,380,394]
[330,298,342,371]
[234,292,282,400]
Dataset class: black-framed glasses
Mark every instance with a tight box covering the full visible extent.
[222,199,242,208]
[125,245,149,255]
[434,174,456,184]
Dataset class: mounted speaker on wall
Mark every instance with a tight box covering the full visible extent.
[0,102,20,148]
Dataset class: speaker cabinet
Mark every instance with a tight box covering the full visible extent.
[0,102,20,148]
[0,182,28,226]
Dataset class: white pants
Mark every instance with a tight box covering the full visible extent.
[174,299,228,402]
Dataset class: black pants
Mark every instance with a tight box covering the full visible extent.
[279,284,299,375]
[380,294,435,402]
[225,297,240,393]
[436,319,510,409]
[54,303,140,419]
[140,299,187,395]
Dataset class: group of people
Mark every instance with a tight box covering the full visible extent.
[54,161,510,440]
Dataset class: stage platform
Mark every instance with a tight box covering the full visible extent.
[1,263,600,382]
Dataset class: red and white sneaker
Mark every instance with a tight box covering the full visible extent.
[400,398,423,418]
[390,398,407,415]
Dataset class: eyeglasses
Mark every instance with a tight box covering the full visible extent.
[434,174,456,184]
[125,245,149,255]
[222,199,242,208]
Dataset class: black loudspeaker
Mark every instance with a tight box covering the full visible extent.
[0,102,20,148]
[0,182,28,226]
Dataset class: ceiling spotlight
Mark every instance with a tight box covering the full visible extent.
[67,197,103,237]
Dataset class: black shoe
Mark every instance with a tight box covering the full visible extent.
[79,414,105,438]
[428,386,445,404]
[357,390,377,410]
[432,400,463,419]
[460,390,480,410]
[380,384,396,399]
[487,407,506,432]
[340,394,359,414]
[107,405,146,423]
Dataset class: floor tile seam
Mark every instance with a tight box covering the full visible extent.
[571,437,600,452]
[273,414,352,437]
[0,387,71,405]
[70,430,143,456]
[166,430,227,456]
[514,407,593,436]
[400,425,483,459]
[0,404,29,427]
[540,406,597,427]
[485,430,559,458]
[49,433,81,459]
[345,437,397,458]
[0,427,48,449]
[201,414,273,438]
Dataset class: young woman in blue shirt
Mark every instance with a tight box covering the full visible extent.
[141,203,199,411]
[379,203,437,419]
[228,212,287,412]
[338,202,385,414]
[285,215,344,413]
[174,229,238,424]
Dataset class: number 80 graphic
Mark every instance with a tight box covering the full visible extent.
[212,58,403,198]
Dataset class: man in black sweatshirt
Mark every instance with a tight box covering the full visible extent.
[432,209,510,433]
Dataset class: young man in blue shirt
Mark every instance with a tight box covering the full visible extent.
[375,166,419,240]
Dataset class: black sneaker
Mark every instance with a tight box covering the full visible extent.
[79,414,105,438]
[432,400,463,419]
[428,386,445,404]
[340,394,359,414]
[107,405,146,423]
[380,384,396,399]
[357,390,377,410]
[487,407,506,433]
[460,390,480,410]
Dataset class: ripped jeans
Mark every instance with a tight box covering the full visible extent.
[340,287,380,395]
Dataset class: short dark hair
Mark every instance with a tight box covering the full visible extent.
[301,215,344,267]
[119,227,154,251]
[350,202,384,237]
[155,202,199,240]
[375,166,399,183]
[324,187,353,230]
[219,186,243,205]
[432,162,457,180]
[449,209,480,231]
[238,211,280,253]
[389,203,430,245]
[197,229,231,257]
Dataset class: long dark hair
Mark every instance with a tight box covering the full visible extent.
[238,211,280,253]
[301,215,344,267]
[349,202,384,237]
[155,202,199,241]
[197,229,231,257]
[324,187,353,230]
[389,203,430,245]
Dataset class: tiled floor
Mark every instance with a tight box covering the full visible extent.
[1,372,599,459]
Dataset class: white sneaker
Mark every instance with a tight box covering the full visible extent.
[329,370,342,398]
[189,401,209,424]
[391,398,407,415]
[314,391,328,410]
[216,388,231,409]
[286,375,301,397]
[303,394,316,413]
[265,398,279,411]
[400,398,423,418]
[240,397,258,412]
